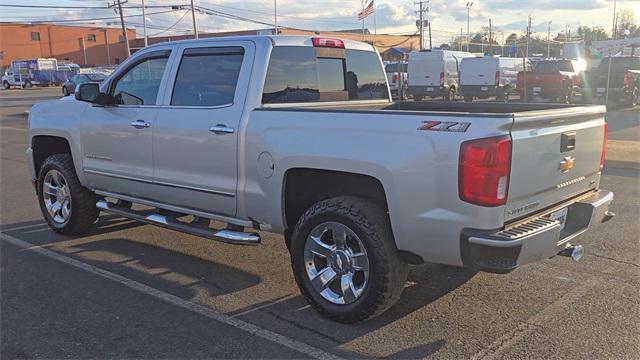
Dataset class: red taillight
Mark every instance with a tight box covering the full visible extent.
[624,72,631,87]
[600,122,608,169]
[439,71,445,86]
[459,135,512,207]
[311,37,345,48]
[495,71,501,85]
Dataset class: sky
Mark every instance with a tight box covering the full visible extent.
[1,0,639,45]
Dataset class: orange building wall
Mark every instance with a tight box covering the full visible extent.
[0,23,136,67]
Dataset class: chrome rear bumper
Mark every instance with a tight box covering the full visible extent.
[461,189,614,273]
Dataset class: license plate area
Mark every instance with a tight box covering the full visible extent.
[426,87,434,92]
[481,86,488,91]
[533,86,542,93]
[548,207,569,231]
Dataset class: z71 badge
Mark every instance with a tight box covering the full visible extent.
[418,121,471,132]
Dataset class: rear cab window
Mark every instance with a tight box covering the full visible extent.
[171,47,244,107]
[262,44,388,104]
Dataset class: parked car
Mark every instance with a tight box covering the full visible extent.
[516,59,584,103]
[460,56,530,102]
[62,73,107,96]
[28,35,614,323]
[408,49,473,101]
[384,61,408,99]
[581,56,640,106]
[622,69,640,107]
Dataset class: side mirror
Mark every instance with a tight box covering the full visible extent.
[75,83,112,106]
[75,83,100,102]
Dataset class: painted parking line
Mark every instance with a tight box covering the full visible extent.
[469,279,599,360]
[0,232,345,360]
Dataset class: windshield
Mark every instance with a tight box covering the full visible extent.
[534,61,573,72]
[86,73,107,81]
[385,63,407,73]
[597,57,640,72]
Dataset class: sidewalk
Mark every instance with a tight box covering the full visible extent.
[606,140,640,170]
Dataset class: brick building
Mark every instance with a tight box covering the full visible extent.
[0,23,136,67]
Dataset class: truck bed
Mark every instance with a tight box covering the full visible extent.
[264,100,594,115]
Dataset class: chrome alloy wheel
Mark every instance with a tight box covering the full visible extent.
[42,169,71,224]
[303,221,370,305]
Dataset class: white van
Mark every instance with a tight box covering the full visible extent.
[408,49,473,101]
[459,56,531,102]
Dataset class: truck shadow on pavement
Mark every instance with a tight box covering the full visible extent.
[1,216,473,359]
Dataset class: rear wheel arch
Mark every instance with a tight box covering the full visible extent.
[282,168,390,244]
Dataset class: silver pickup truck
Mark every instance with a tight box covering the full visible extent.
[27,35,614,323]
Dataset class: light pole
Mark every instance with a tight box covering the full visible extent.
[547,21,551,59]
[466,2,473,52]
[141,0,148,47]
[190,0,198,39]
[274,0,278,34]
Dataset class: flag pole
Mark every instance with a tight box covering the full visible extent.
[374,1,377,36]
[362,1,365,41]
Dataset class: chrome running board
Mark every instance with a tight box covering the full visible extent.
[96,200,260,245]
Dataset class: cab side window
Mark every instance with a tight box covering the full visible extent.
[112,53,169,106]
[171,47,244,107]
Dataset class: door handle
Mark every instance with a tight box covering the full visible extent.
[209,124,235,135]
[130,120,150,129]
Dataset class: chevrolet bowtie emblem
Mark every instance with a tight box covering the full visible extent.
[559,156,575,173]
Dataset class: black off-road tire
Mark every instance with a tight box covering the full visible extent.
[290,196,408,323]
[2,81,10,90]
[37,153,99,235]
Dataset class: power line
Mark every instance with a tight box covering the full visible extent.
[5,9,180,24]
[149,10,190,37]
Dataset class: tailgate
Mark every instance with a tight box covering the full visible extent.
[526,73,557,86]
[505,106,606,222]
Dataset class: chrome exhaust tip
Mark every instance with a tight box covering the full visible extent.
[559,243,585,262]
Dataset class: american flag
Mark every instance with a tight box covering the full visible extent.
[357,0,374,21]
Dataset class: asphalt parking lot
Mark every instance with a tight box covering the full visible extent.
[1,87,638,359]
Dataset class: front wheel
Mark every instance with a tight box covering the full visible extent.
[290,196,408,323]
[37,154,99,235]
[62,86,69,96]
[2,81,9,89]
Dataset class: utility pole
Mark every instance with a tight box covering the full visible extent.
[190,0,198,39]
[526,14,532,58]
[460,28,463,51]
[103,29,111,64]
[141,0,148,47]
[415,1,427,50]
[612,0,617,39]
[428,20,432,49]
[108,0,130,58]
[547,21,551,58]
[80,37,87,64]
[488,18,492,55]
[274,0,278,34]
[466,2,473,52]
